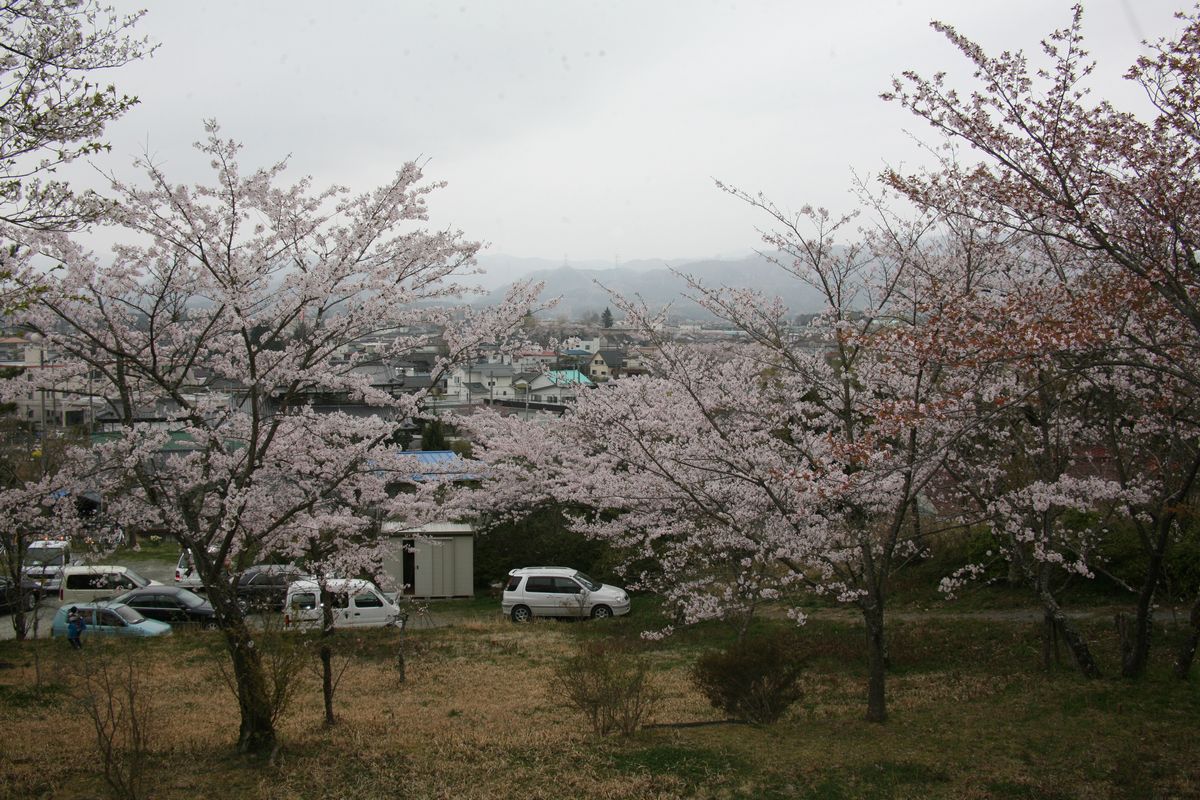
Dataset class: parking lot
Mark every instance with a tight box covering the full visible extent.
[0,557,176,641]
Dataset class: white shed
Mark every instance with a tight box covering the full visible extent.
[380,521,474,598]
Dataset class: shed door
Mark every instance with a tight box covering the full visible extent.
[430,537,454,597]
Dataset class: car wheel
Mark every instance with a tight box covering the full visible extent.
[202,620,219,631]
[510,605,533,623]
[236,598,250,615]
[590,605,613,620]
[22,593,35,612]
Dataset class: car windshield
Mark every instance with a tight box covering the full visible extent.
[25,545,65,565]
[573,571,601,591]
[114,605,145,624]
[123,568,150,587]
[178,590,206,608]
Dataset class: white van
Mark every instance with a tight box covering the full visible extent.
[284,578,403,630]
[22,539,74,592]
[58,565,162,604]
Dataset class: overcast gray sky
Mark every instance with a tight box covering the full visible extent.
[89,1,1182,267]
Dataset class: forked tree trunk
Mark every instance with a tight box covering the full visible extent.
[1173,595,1200,680]
[1037,589,1101,678]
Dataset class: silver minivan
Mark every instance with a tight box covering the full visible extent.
[502,567,631,622]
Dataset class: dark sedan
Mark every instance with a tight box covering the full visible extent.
[111,586,218,628]
[0,575,43,613]
[235,564,307,612]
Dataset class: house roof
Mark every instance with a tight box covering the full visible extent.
[541,370,593,387]
[594,349,626,366]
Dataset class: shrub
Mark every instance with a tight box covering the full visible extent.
[691,635,804,724]
[70,652,156,800]
[552,641,661,736]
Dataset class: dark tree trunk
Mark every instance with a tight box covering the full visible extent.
[1120,540,1167,679]
[1173,595,1200,680]
[11,606,28,641]
[320,643,335,726]
[863,603,887,723]
[1038,589,1101,678]
[1041,610,1060,671]
[320,586,337,727]
[207,582,277,756]
[226,621,277,756]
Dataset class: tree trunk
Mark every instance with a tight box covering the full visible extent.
[1038,589,1100,678]
[863,604,887,723]
[11,606,28,641]
[320,643,335,727]
[1120,546,1165,679]
[1173,595,1200,680]
[320,586,337,727]
[207,583,277,756]
[225,621,277,756]
[1041,610,1059,671]
[395,620,407,683]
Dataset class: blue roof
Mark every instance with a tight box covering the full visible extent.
[412,451,459,465]
[394,450,480,482]
[543,370,593,386]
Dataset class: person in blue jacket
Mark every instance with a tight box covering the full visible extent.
[66,606,85,649]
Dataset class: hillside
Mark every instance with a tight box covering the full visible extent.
[476,252,826,320]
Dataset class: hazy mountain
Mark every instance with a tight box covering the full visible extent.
[477,252,826,320]
[476,254,676,290]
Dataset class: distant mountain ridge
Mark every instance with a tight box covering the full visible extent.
[475,252,825,320]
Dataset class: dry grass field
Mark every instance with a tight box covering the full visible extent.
[1,603,1198,800]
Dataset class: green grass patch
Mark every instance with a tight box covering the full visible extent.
[610,743,749,785]
[102,537,180,564]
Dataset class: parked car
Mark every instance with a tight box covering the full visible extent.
[236,564,308,612]
[284,578,403,629]
[0,575,43,613]
[501,567,630,622]
[50,602,172,638]
[21,539,73,593]
[111,586,218,628]
[58,565,161,605]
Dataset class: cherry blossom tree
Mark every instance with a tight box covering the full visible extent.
[938,362,1131,677]
[885,5,1200,678]
[0,0,148,628]
[462,193,1016,723]
[0,0,150,232]
[1086,365,1200,678]
[4,123,539,755]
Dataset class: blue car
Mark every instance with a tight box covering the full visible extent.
[51,602,173,639]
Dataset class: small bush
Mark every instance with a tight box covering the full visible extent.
[70,652,157,800]
[691,635,804,724]
[552,641,661,736]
